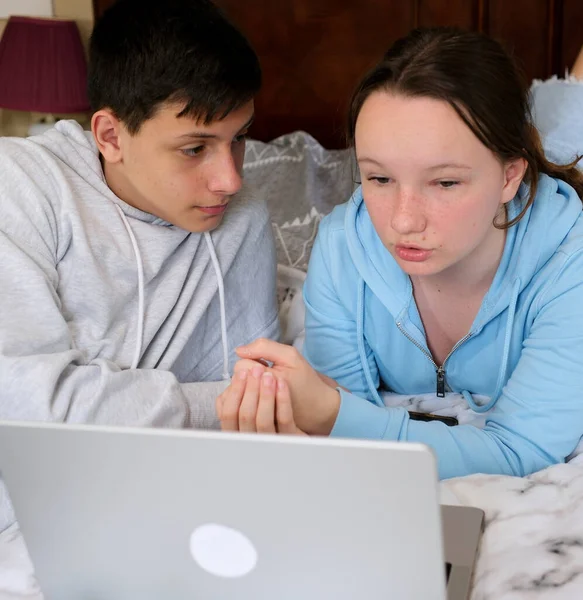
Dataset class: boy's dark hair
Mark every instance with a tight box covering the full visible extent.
[88,0,261,134]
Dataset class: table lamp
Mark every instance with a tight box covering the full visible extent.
[0,16,90,136]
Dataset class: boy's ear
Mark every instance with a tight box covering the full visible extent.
[91,109,125,164]
[501,158,528,204]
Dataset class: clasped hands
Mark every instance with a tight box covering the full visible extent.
[216,339,342,436]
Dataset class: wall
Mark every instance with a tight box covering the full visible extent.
[1,0,52,18]
[0,0,94,136]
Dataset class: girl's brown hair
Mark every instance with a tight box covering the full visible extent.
[347,28,583,228]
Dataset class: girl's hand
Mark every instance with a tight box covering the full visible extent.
[235,339,342,436]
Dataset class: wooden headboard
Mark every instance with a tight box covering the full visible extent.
[94,0,583,148]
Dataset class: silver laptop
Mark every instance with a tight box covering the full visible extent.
[0,421,483,600]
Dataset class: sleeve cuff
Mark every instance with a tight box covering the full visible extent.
[330,388,408,440]
[182,380,229,429]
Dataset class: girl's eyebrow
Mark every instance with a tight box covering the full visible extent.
[357,158,472,171]
[427,163,472,170]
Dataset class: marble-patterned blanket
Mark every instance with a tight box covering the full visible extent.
[449,456,583,599]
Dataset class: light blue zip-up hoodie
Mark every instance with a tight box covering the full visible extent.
[303,79,583,480]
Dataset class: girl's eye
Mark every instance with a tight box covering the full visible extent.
[368,176,392,186]
[182,146,205,157]
[438,180,460,189]
[233,134,247,144]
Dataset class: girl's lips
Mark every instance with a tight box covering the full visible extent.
[395,245,433,262]
[196,204,228,216]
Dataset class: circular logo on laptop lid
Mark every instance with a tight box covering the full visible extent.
[189,523,258,578]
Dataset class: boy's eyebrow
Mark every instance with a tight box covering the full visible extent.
[239,115,255,132]
[176,114,255,140]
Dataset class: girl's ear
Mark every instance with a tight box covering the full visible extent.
[501,158,528,204]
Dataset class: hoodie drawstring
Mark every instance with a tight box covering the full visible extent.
[115,204,145,370]
[462,278,522,413]
[204,231,230,381]
[114,206,230,380]
[357,278,384,406]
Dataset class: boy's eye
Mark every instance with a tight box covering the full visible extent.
[233,133,247,144]
[438,180,460,189]
[182,146,204,157]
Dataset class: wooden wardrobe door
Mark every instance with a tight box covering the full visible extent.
[216,0,416,147]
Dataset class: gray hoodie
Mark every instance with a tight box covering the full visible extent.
[0,121,279,529]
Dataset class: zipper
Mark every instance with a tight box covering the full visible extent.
[396,321,472,398]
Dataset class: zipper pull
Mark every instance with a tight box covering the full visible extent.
[436,367,445,398]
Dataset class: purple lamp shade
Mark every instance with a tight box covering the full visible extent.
[0,16,90,113]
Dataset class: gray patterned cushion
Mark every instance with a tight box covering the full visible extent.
[243,131,355,272]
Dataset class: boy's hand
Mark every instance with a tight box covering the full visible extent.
[217,364,306,435]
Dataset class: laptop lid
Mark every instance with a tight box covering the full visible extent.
[0,420,448,600]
